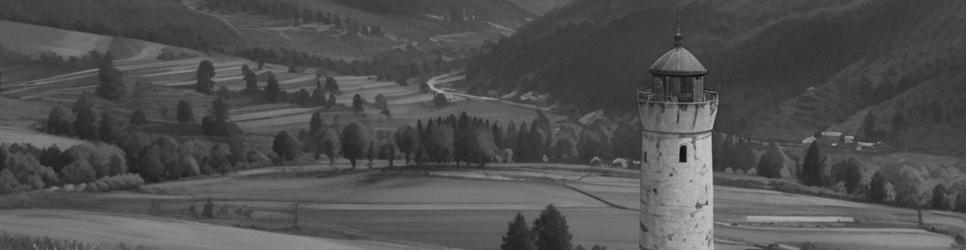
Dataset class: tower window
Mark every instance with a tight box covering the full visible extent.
[679,146,688,163]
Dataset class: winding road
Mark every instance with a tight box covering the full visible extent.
[426,72,551,111]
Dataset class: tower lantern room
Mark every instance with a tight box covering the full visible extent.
[647,32,708,102]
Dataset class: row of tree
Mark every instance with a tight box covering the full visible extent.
[0,142,128,194]
[41,92,258,183]
[271,109,650,170]
[782,142,966,213]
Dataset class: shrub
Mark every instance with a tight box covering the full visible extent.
[83,174,145,192]
[0,232,155,250]
[747,168,758,176]
[800,242,821,250]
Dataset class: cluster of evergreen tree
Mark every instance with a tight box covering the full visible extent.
[712,133,758,172]
[204,0,384,38]
[500,205,573,250]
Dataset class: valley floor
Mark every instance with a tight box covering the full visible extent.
[0,162,958,250]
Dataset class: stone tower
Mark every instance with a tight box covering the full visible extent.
[638,29,718,250]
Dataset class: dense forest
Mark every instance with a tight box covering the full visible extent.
[465,0,966,144]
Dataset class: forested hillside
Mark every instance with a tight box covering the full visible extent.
[0,0,242,52]
[466,0,966,152]
[505,0,573,15]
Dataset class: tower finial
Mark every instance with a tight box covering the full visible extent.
[674,11,683,47]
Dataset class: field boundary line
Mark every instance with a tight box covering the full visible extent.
[559,182,634,211]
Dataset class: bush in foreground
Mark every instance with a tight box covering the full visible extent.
[0,232,155,250]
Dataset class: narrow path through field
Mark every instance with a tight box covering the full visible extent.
[181,0,243,37]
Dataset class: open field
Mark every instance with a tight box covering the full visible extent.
[145,170,606,209]
[0,126,87,148]
[0,209,422,250]
[0,163,939,250]
[0,20,172,60]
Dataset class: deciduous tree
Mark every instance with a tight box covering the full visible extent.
[933,183,949,210]
[129,109,148,126]
[195,60,216,94]
[265,72,281,103]
[394,125,419,165]
[320,128,341,165]
[177,100,195,123]
[868,171,886,203]
[757,143,784,178]
[341,122,372,168]
[324,76,339,92]
[352,94,364,114]
[95,55,125,100]
[272,131,301,162]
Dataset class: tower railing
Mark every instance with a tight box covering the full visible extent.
[638,90,718,105]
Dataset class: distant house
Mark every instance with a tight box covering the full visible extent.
[578,110,605,126]
[820,131,843,137]
[802,136,816,145]
[843,136,855,144]
[611,158,628,168]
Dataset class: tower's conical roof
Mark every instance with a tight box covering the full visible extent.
[648,33,707,76]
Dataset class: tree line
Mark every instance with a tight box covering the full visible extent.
[0,142,143,194]
[41,90,259,183]
[270,110,645,169]
[794,142,965,212]
[233,46,462,86]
